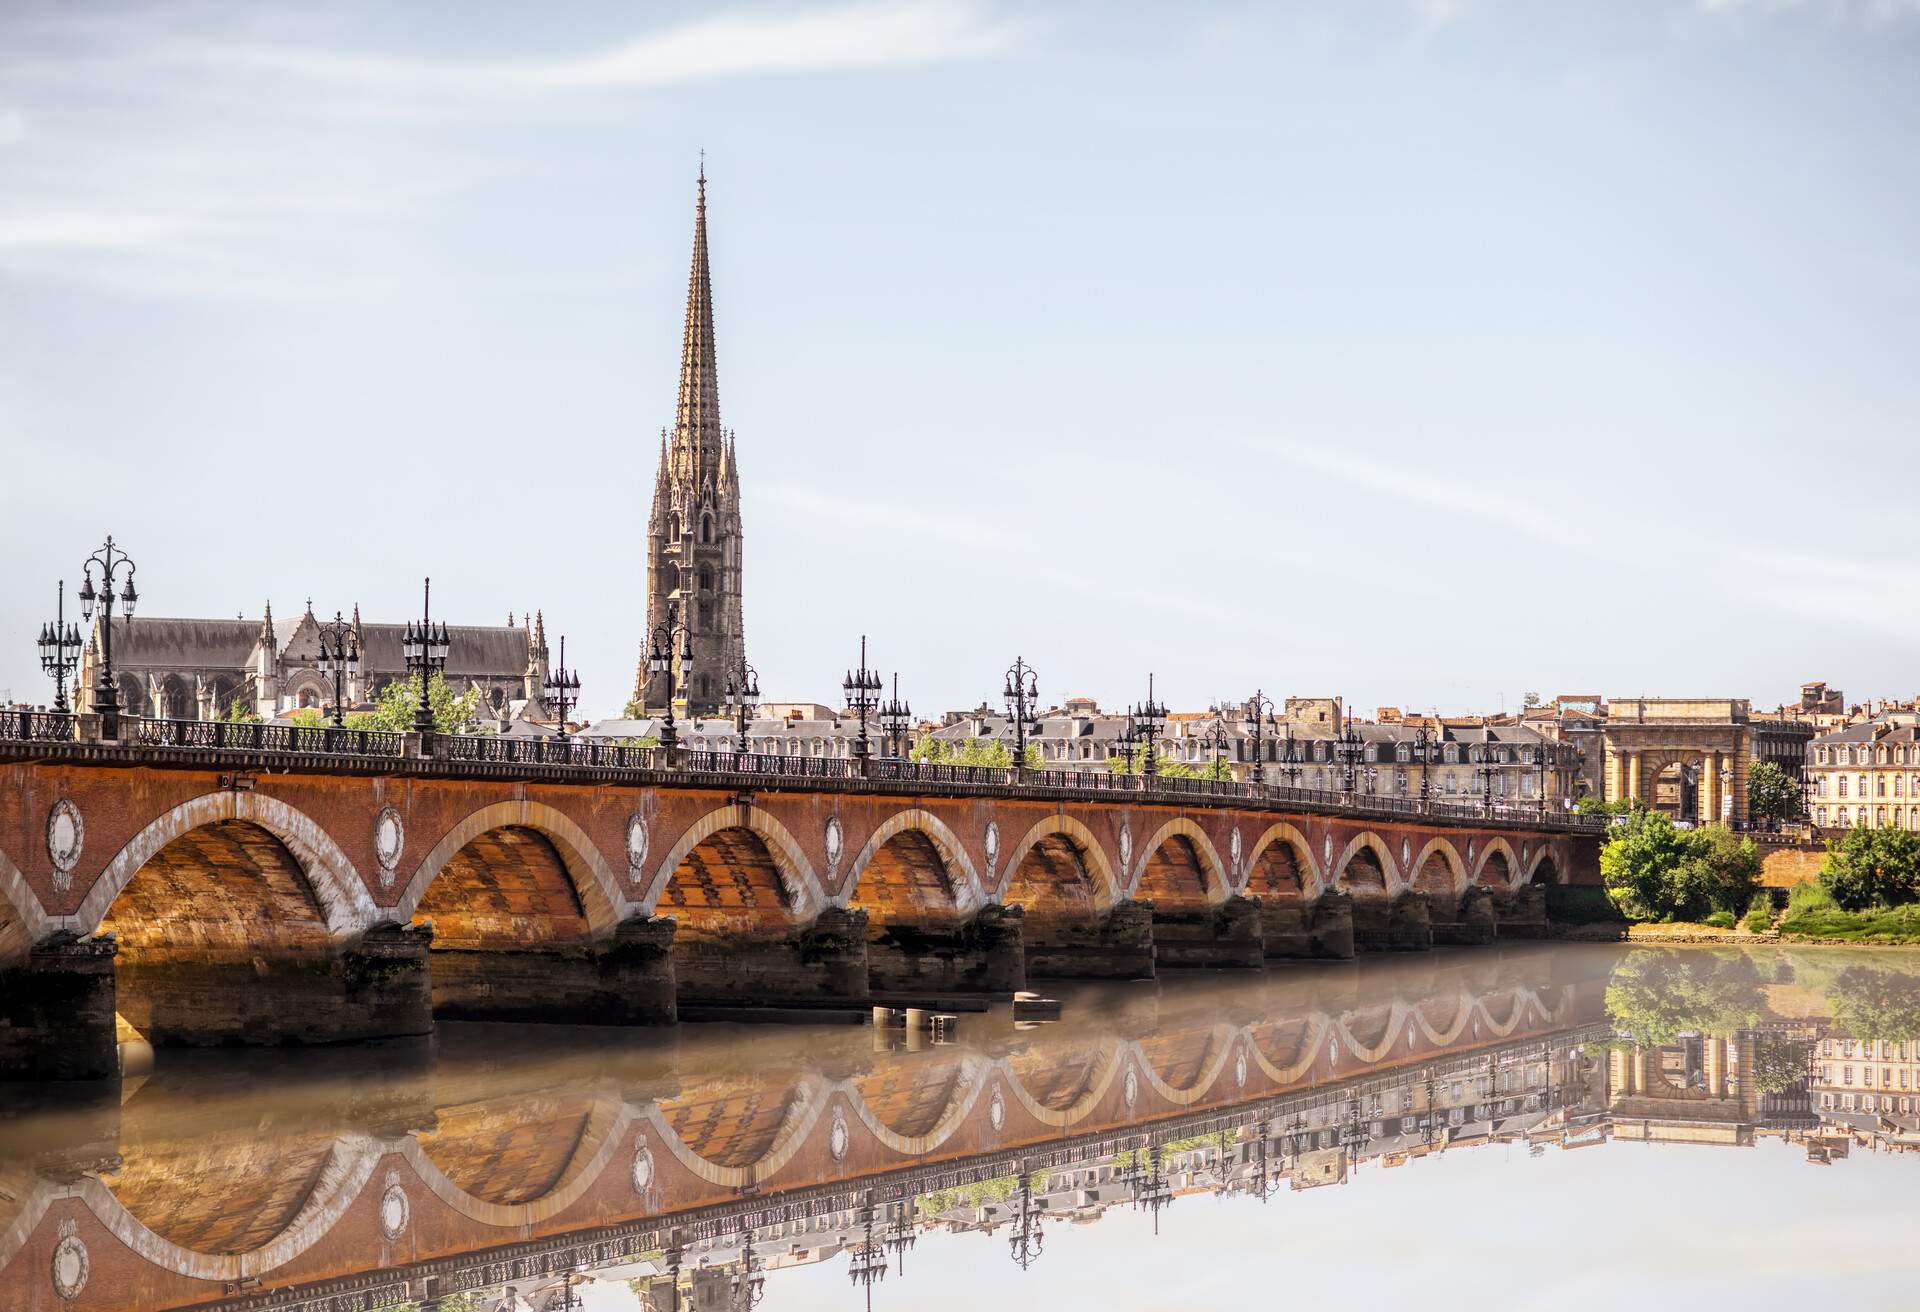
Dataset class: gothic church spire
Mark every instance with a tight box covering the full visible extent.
[673,161,722,478]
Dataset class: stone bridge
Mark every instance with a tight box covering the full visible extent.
[0,735,1603,1076]
[0,953,1610,1312]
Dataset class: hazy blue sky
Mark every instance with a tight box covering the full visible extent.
[2,1,1917,719]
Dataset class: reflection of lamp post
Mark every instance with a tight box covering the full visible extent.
[848,1192,888,1308]
[1128,1136,1173,1234]
[1248,1119,1274,1202]
[1008,1166,1044,1270]
[730,1225,766,1311]
[78,536,139,737]
[884,1198,918,1275]
[316,610,360,727]
[38,581,82,714]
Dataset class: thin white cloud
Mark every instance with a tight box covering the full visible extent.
[1698,0,1920,17]
[1242,436,1590,547]
[146,1,1029,97]
[1411,0,1472,30]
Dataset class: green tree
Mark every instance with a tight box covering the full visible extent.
[1576,795,1637,821]
[1600,811,1758,922]
[1746,759,1803,827]
[1826,962,1920,1041]
[350,673,482,734]
[911,736,1039,768]
[286,707,328,729]
[223,698,261,724]
[1679,825,1764,921]
[1819,825,1920,912]
[1106,745,1230,779]
[1747,1036,1811,1096]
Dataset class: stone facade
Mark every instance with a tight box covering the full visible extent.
[1806,710,1920,831]
[634,169,747,719]
[1600,698,1754,824]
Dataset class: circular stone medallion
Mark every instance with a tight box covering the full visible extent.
[989,1089,1006,1132]
[1230,828,1243,874]
[829,1113,850,1161]
[825,817,845,871]
[1123,1068,1139,1108]
[631,1145,655,1194]
[626,812,650,875]
[1324,835,1334,868]
[1118,824,1132,871]
[379,1180,411,1240]
[50,1220,88,1301]
[374,807,405,873]
[46,800,83,894]
[984,821,1001,874]
[1234,1052,1248,1089]
[1402,838,1412,870]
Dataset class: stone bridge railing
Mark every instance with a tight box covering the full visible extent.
[0,714,1607,837]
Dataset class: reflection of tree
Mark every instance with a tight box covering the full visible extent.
[1749,1037,1811,1096]
[1604,949,1765,1047]
[1783,954,1920,1041]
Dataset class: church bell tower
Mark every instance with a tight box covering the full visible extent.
[635,166,746,718]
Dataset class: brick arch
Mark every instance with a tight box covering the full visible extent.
[415,1091,625,1210]
[997,814,1118,915]
[846,1054,990,1154]
[841,809,985,918]
[1408,837,1468,897]
[1002,1042,1122,1128]
[643,804,823,923]
[1134,1025,1236,1106]
[1125,818,1228,907]
[1331,831,1402,897]
[413,827,591,950]
[74,791,379,946]
[103,1127,345,1259]
[1523,845,1566,886]
[1244,822,1324,902]
[405,1102,639,1229]
[643,1076,829,1190]
[400,800,627,940]
[0,844,48,966]
[1472,837,1520,889]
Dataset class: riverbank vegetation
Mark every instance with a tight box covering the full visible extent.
[1597,807,1761,924]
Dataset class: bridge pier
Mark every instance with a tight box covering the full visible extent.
[1259,893,1355,960]
[1492,885,1550,938]
[0,935,119,1082]
[1429,888,1498,947]
[428,915,678,1024]
[1023,898,1155,981]
[1351,894,1432,953]
[867,904,1025,996]
[115,921,434,1049]
[677,907,871,1006]
[1152,895,1264,970]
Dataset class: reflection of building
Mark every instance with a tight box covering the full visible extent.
[1604,1035,1758,1146]
[1814,1034,1920,1119]
[1806,711,1920,831]
[77,601,551,722]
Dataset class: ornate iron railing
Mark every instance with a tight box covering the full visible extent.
[133,717,406,757]
[0,710,75,743]
[432,733,658,769]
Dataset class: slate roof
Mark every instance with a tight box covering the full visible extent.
[354,623,531,678]
[102,617,263,670]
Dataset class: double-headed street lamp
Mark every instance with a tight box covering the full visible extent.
[1410,724,1439,808]
[1004,656,1039,769]
[38,581,82,714]
[545,635,581,740]
[1278,722,1303,788]
[1243,690,1277,785]
[648,602,695,752]
[1336,718,1368,798]
[1125,674,1169,779]
[729,1226,766,1311]
[316,610,361,727]
[1475,746,1500,816]
[843,635,883,771]
[402,577,451,735]
[724,658,761,758]
[880,673,913,761]
[78,536,139,736]
[1201,712,1233,780]
[847,1192,888,1307]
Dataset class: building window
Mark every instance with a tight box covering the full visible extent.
[1839,776,1850,797]
[1838,808,1850,826]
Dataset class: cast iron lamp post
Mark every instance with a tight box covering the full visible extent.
[1127,674,1168,780]
[38,581,82,714]
[1410,724,1439,808]
[1004,656,1039,770]
[847,1192,888,1307]
[1278,722,1303,788]
[843,636,883,772]
[78,536,139,737]
[884,1199,918,1275]
[402,577,451,735]
[729,1226,766,1310]
[315,610,361,727]
[545,635,581,740]
[1336,717,1367,798]
[1242,690,1276,785]
[1129,1137,1173,1234]
[880,673,912,761]
[1476,746,1499,816]
[647,602,694,753]
[1201,712,1233,781]
[724,659,760,758]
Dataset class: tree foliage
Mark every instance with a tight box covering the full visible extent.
[1819,824,1920,912]
[911,736,1040,768]
[346,673,482,734]
[223,697,261,724]
[1106,745,1233,780]
[1599,810,1760,922]
[1746,759,1803,826]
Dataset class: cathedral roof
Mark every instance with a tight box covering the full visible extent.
[99,617,263,670]
[354,623,530,678]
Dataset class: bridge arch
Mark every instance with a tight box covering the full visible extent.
[846,1054,991,1155]
[997,814,1118,913]
[1331,831,1403,898]
[643,804,823,923]
[1523,845,1566,886]
[1002,1042,1123,1128]
[408,1094,633,1226]
[0,843,48,965]
[1244,822,1324,902]
[842,809,985,918]
[75,791,379,944]
[1125,818,1228,907]
[1472,837,1520,889]
[1408,837,1468,898]
[644,1076,829,1190]
[1134,1024,1237,1106]
[400,800,627,939]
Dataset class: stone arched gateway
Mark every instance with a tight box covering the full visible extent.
[842,810,1021,995]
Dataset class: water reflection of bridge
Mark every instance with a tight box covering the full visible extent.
[0,953,1612,1311]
